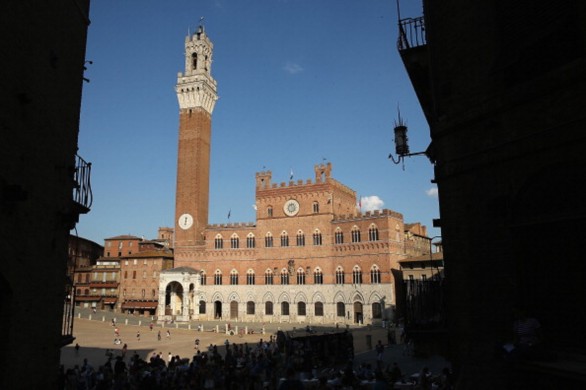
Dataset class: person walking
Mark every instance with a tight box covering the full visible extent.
[136,330,141,341]
[157,330,161,341]
[375,340,385,369]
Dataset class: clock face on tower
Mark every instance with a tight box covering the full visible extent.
[178,213,194,230]
[283,199,300,217]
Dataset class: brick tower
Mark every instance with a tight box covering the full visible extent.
[174,25,217,259]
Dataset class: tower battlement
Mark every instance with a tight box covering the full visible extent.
[333,208,404,221]
[208,222,256,229]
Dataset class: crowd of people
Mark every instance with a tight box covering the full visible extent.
[59,314,457,389]
[59,332,452,389]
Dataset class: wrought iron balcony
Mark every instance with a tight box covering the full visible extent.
[397,16,426,51]
[404,278,445,328]
[396,14,434,123]
[62,154,93,345]
[73,154,92,213]
[61,281,75,346]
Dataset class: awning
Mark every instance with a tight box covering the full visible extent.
[103,298,117,304]
[121,301,158,309]
[89,283,118,289]
[75,296,100,302]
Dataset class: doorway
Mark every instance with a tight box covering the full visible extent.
[353,301,363,324]
[214,300,222,319]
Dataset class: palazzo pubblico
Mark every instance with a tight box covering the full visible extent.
[154,25,432,326]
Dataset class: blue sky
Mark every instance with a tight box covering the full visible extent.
[75,0,439,245]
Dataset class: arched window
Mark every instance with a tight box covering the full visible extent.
[298,302,306,316]
[214,270,222,285]
[296,268,305,285]
[351,226,361,243]
[280,269,289,285]
[200,271,207,285]
[335,228,344,244]
[312,201,319,213]
[368,224,379,241]
[265,301,273,315]
[230,269,239,285]
[372,302,382,319]
[230,234,239,249]
[335,267,345,285]
[199,300,206,314]
[315,302,324,316]
[246,233,255,248]
[265,232,273,248]
[246,269,255,285]
[280,231,289,247]
[370,265,381,284]
[191,52,197,69]
[312,229,322,246]
[281,302,290,316]
[247,301,255,315]
[152,289,156,297]
[296,231,305,246]
[267,206,273,217]
[352,266,363,285]
[214,234,224,249]
[265,269,274,285]
[313,268,323,284]
[336,302,345,317]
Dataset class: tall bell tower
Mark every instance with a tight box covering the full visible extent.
[174,24,218,259]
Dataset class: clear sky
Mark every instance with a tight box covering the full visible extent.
[75,0,440,245]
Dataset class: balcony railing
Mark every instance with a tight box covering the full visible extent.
[73,154,92,212]
[61,284,75,346]
[404,278,445,329]
[398,16,426,51]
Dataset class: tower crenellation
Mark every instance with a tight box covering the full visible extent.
[176,25,217,114]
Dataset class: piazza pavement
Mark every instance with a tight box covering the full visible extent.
[61,308,450,381]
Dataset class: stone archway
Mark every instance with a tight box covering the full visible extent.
[165,281,184,317]
[353,301,363,324]
[214,300,222,319]
[230,300,238,319]
[158,267,200,322]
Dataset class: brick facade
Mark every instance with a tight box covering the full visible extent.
[165,26,432,326]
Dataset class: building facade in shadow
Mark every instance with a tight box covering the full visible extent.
[0,1,92,388]
[397,0,586,387]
